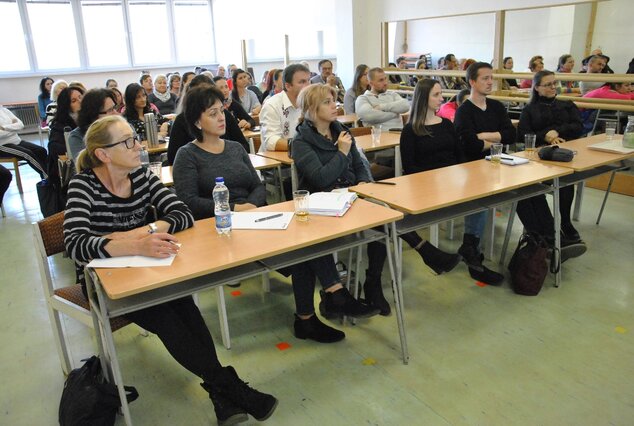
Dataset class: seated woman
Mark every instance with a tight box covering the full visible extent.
[584,82,634,101]
[168,73,181,98]
[230,69,262,115]
[64,115,277,425]
[123,83,169,141]
[172,85,265,220]
[401,79,503,285]
[261,69,283,103]
[517,70,587,259]
[167,75,249,165]
[110,87,124,113]
[293,84,460,319]
[437,88,470,122]
[38,77,53,126]
[68,89,118,162]
[0,106,48,180]
[214,76,256,131]
[105,78,118,89]
[556,54,579,93]
[179,71,196,99]
[343,64,369,114]
[48,86,84,180]
[45,80,68,125]
[148,74,178,115]
[140,73,153,96]
[520,56,544,89]
[501,57,519,89]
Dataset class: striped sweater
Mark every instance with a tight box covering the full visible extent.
[63,167,194,286]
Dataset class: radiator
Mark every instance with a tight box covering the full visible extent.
[4,102,40,134]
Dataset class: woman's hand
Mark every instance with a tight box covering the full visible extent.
[233,203,257,212]
[544,130,559,144]
[238,119,251,130]
[337,131,352,156]
[159,122,169,137]
[137,233,180,258]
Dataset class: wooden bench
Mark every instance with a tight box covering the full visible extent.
[0,157,23,193]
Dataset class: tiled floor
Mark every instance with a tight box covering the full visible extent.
[1,139,633,425]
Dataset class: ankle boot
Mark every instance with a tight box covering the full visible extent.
[210,366,278,422]
[363,270,390,316]
[294,314,345,343]
[458,234,504,286]
[417,242,461,275]
[200,382,248,426]
[319,288,380,319]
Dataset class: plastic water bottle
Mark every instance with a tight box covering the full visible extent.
[623,116,634,149]
[139,147,150,169]
[213,177,232,235]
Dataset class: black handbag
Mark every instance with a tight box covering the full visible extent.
[59,356,139,426]
[538,145,575,162]
[36,179,65,218]
[508,232,550,296]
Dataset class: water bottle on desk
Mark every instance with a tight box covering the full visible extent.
[623,116,634,149]
[213,177,232,235]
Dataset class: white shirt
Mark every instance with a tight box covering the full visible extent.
[259,91,301,152]
[0,107,24,146]
[355,90,410,129]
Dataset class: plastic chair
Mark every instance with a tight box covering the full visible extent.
[33,211,131,375]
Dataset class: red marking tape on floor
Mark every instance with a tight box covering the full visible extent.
[276,342,291,351]
[230,290,242,296]
[475,281,488,287]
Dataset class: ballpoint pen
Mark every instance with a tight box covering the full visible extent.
[372,181,397,185]
[255,213,284,222]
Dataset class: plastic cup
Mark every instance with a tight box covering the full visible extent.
[605,122,617,141]
[524,133,536,155]
[293,190,309,222]
[149,162,162,178]
[371,125,382,144]
[490,143,503,163]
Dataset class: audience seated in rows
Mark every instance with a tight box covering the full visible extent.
[343,64,369,114]
[68,89,118,162]
[230,69,261,115]
[123,83,169,141]
[438,54,469,91]
[47,86,84,180]
[309,60,345,103]
[45,80,68,125]
[355,67,409,130]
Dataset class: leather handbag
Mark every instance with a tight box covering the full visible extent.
[538,145,575,162]
[508,232,549,296]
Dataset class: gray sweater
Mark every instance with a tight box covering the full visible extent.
[173,140,266,220]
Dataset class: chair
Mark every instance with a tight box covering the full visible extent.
[349,127,371,137]
[0,157,23,193]
[33,211,130,375]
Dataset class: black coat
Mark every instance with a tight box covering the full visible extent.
[518,96,583,146]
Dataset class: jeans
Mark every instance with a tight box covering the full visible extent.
[291,255,341,315]
[464,211,487,238]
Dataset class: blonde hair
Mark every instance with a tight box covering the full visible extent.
[297,84,337,123]
[51,80,68,101]
[76,115,127,172]
[153,74,167,86]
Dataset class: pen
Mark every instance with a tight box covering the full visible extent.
[372,181,396,185]
[255,213,284,222]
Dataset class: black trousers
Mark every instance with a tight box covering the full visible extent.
[125,296,223,381]
[0,140,48,179]
[366,231,422,278]
[515,185,575,238]
[0,165,12,201]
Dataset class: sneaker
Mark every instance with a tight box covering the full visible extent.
[294,314,345,343]
[417,242,461,275]
[560,240,587,263]
[221,366,278,422]
[319,288,380,319]
[200,382,248,426]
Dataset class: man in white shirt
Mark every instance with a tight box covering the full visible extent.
[579,55,608,95]
[355,67,410,130]
[310,60,345,103]
[260,63,311,152]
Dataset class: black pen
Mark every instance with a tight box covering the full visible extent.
[255,213,284,222]
[372,181,396,185]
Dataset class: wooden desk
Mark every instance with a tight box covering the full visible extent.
[354,132,403,177]
[337,114,358,126]
[146,142,168,154]
[86,199,406,424]
[257,150,296,195]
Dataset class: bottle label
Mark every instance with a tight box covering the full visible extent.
[216,211,232,229]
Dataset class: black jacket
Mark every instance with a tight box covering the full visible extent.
[518,96,583,146]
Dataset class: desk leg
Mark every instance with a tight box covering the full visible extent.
[216,286,231,350]
[596,170,616,225]
[86,268,134,426]
[499,201,517,266]
[394,146,402,177]
[429,224,439,247]
[290,163,298,194]
[484,208,495,261]
[276,166,285,202]
[385,222,408,364]
[572,181,584,221]
[553,178,562,287]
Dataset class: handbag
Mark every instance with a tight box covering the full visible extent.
[507,232,549,296]
[538,145,575,162]
[59,356,138,426]
[36,179,65,218]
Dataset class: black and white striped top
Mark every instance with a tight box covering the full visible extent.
[63,167,194,286]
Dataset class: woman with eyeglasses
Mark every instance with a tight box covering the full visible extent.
[64,114,277,425]
[123,83,169,142]
[517,70,587,258]
[67,89,118,162]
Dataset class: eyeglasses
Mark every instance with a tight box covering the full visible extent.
[99,105,118,115]
[539,81,557,88]
[103,136,139,150]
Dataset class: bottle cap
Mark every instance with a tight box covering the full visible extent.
[215,177,224,183]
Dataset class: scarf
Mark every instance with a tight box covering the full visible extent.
[153,88,171,103]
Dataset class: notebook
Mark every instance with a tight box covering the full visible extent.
[588,140,634,154]
[308,191,357,217]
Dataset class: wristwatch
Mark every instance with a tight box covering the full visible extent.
[148,223,158,234]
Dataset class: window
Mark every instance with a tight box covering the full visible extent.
[0,1,30,72]
[128,0,171,65]
[81,0,129,67]
[173,0,214,63]
[26,0,80,69]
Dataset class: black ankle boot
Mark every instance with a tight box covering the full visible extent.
[319,288,380,319]
[294,314,345,343]
[458,234,504,286]
[417,242,461,275]
[210,366,278,422]
[200,382,248,426]
[363,270,390,316]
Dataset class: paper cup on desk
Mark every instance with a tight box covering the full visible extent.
[371,125,382,144]
[293,190,309,222]
[490,143,503,163]
[149,162,162,178]
[605,122,617,140]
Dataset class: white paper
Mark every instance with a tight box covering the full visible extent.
[308,192,357,215]
[231,212,294,230]
[485,155,530,166]
[87,255,176,268]
[588,140,634,154]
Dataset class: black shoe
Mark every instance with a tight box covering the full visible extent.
[319,288,380,319]
[219,366,278,422]
[363,271,391,316]
[560,240,587,263]
[561,223,581,243]
[200,382,248,426]
[458,234,504,286]
[294,314,345,343]
[417,242,461,275]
